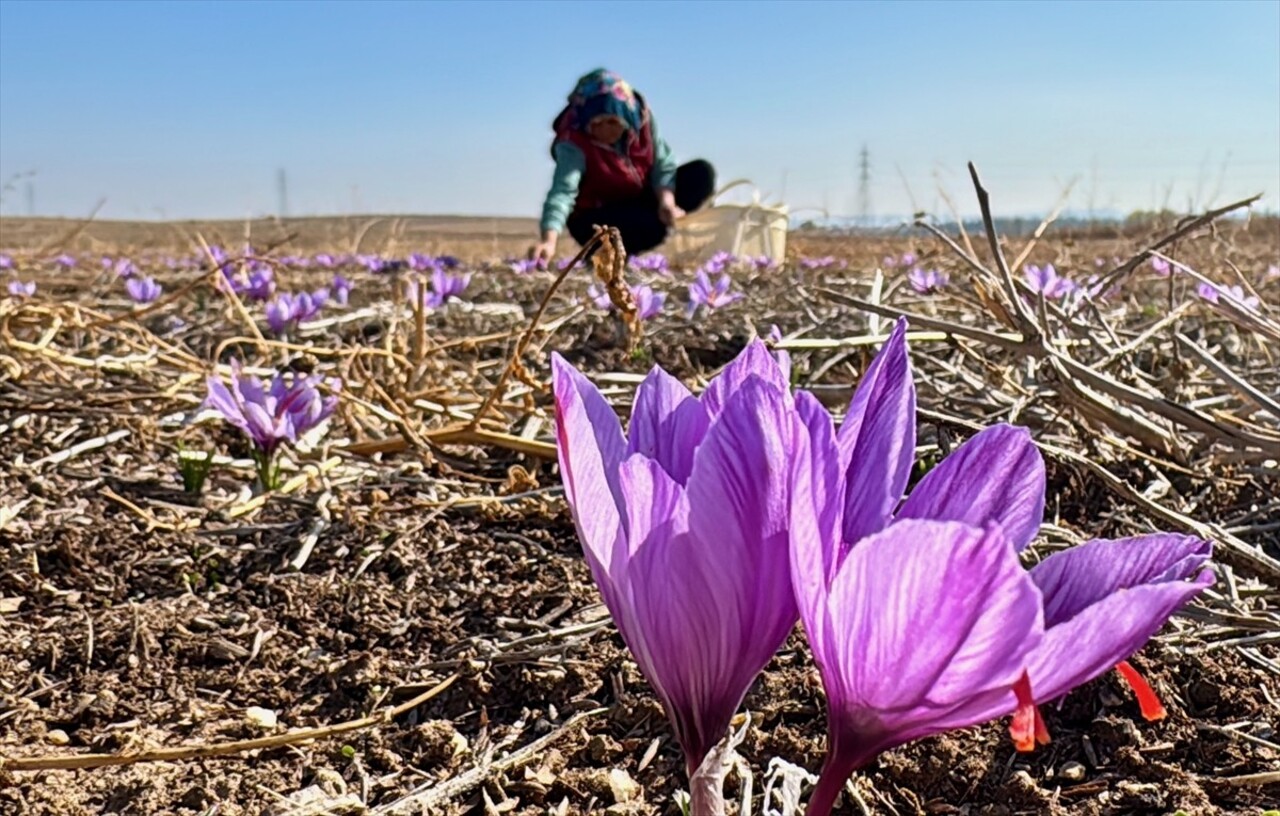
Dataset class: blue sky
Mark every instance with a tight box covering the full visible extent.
[1,0,1277,221]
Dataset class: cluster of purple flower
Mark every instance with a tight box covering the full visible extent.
[265,289,329,335]
[587,282,666,320]
[405,268,471,309]
[204,362,339,489]
[551,318,1212,814]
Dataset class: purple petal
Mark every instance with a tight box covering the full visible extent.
[838,317,916,544]
[699,339,790,418]
[1027,563,1212,705]
[551,354,629,576]
[896,424,1046,550]
[1032,534,1212,627]
[205,377,245,425]
[818,519,1042,753]
[788,390,846,650]
[627,366,711,485]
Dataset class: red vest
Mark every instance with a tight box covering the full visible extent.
[552,95,656,212]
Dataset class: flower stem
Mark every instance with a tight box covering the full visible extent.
[805,752,860,816]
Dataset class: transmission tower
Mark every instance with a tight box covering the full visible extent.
[856,144,872,226]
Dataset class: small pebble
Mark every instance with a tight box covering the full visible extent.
[1059,761,1086,782]
[244,706,277,729]
[46,729,70,746]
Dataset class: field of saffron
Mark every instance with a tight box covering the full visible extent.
[0,200,1277,815]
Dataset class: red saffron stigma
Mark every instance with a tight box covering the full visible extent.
[1116,660,1167,721]
[1010,672,1051,752]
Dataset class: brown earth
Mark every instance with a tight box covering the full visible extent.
[0,218,1277,815]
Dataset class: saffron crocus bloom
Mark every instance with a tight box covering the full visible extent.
[1151,257,1172,277]
[1023,263,1077,299]
[114,258,139,278]
[790,319,1214,814]
[205,363,338,488]
[1198,282,1260,311]
[0,254,13,270]
[686,269,744,317]
[631,253,670,274]
[332,274,352,306]
[7,279,35,298]
[552,342,800,811]
[428,268,470,307]
[126,276,163,303]
[632,284,665,320]
[907,266,949,294]
[265,290,327,334]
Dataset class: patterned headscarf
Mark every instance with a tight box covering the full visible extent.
[564,69,645,139]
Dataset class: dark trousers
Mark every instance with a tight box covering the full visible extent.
[567,160,716,256]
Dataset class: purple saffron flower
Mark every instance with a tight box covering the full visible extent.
[0,253,15,270]
[900,252,918,266]
[587,283,665,320]
[407,253,437,272]
[686,269,744,317]
[632,284,665,319]
[789,319,1214,814]
[800,256,837,270]
[1199,282,1260,311]
[205,363,339,488]
[907,266,949,294]
[313,253,337,269]
[242,267,275,302]
[701,251,737,275]
[509,257,541,275]
[125,276,163,304]
[1023,263,1077,299]
[750,255,777,272]
[1150,257,1172,277]
[332,274,352,306]
[551,341,799,809]
[429,268,470,307]
[631,253,670,274]
[52,253,77,269]
[265,290,327,334]
[7,279,36,298]
[1266,263,1279,281]
[113,258,139,279]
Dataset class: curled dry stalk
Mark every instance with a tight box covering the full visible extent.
[469,225,630,430]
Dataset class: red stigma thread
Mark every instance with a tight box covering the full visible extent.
[1115,660,1167,721]
[1010,672,1051,752]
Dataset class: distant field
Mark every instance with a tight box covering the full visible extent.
[0,214,545,260]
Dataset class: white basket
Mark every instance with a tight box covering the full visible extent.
[664,179,789,265]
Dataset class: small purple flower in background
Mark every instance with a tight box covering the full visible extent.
[204,362,339,489]
[631,253,670,275]
[900,251,918,266]
[1266,264,1279,281]
[242,268,275,302]
[428,268,470,307]
[407,253,437,272]
[1150,257,1172,277]
[551,342,799,812]
[703,251,737,275]
[125,276,163,304]
[1198,282,1260,311]
[436,255,461,269]
[101,256,115,270]
[332,274,352,306]
[800,255,837,270]
[632,284,665,319]
[586,283,613,311]
[750,255,777,272]
[362,254,404,274]
[1023,263,1077,299]
[587,283,665,320]
[114,258,139,279]
[7,279,36,298]
[313,253,337,269]
[556,257,576,271]
[508,257,541,275]
[882,255,898,268]
[907,266,949,294]
[0,254,13,270]
[265,290,328,335]
[52,253,77,269]
[686,269,744,317]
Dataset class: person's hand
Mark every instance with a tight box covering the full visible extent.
[658,200,686,227]
[530,232,558,269]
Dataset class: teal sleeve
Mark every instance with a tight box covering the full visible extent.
[649,114,678,191]
[540,142,585,235]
